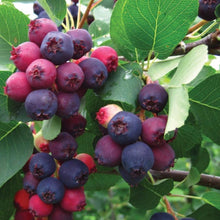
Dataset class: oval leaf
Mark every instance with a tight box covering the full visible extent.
[121,0,198,59]
[203,192,220,210]
[0,122,33,186]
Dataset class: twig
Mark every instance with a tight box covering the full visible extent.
[150,170,220,190]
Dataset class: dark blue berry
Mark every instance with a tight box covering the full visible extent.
[138,83,168,113]
[150,212,175,220]
[56,92,80,118]
[121,141,154,177]
[67,29,93,59]
[40,31,74,65]
[118,165,146,186]
[49,132,78,161]
[59,159,89,188]
[29,152,56,179]
[78,58,108,89]
[25,89,58,121]
[107,111,142,145]
[37,177,65,204]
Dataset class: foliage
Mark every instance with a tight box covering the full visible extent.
[0,0,220,220]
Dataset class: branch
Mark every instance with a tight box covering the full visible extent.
[150,170,220,190]
[173,29,220,56]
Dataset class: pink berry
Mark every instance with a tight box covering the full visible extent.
[26,58,57,89]
[10,42,41,72]
[75,153,97,174]
[28,18,58,46]
[91,46,118,72]
[29,194,53,217]
[96,104,123,128]
[60,187,86,212]
[4,71,32,102]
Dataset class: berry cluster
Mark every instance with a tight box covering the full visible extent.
[95,82,176,186]
[7,15,119,219]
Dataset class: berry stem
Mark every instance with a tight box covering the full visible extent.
[163,196,178,220]
[187,19,209,34]
[168,193,203,201]
[91,0,104,10]
[78,0,94,28]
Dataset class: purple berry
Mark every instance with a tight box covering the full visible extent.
[37,177,65,204]
[198,0,220,21]
[107,111,142,145]
[25,89,58,121]
[49,132,78,161]
[67,29,93,59]
[48,205,73,220]
[23,171,40,195]
[56,62,84,92]
[61,113,87,138]
[139,83,168,113]
[33,1,44,15]
[121,141,154,177]
[26,58,57,89]
[95,135,123,167]
[141,117,167,147]
[56,92,80,118]
[40,31,74,65]
[29,152,56,179]
[59,159,89,188]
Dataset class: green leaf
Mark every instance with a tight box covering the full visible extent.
[190,146,210,173]
[169,45,208,86]
[202,192,220,210]
[148,56,182,81]
[38,0,66,26]
[129,179,173,210]
[165,86,190,139]
[0,172,23,220]
[190,204,220,220]
[189,74,220,145]
[171,124,202,158]
[76,131,96,156]
[185,167,200,187]
[42,115,61,140]
[121,0,198,59]
[188,65,216,88]
[0,2,30,65]
[85,172,121,191]
[0,122,33,186]
[89,20,110,40]
[92,6,112,24]
[110,0,147,61]
[96,63,143,111]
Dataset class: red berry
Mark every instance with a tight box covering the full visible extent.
[14,189,30,210]
[14,209,34,220]
[29,194,53,217]
[60,187,86,212]
[96,104,123,128]
[48,205,73,220]
[10,42,41,72]
[26,58,57,89]
[28,18,58,46]
[75,153,97,174]
[4,71,32,102]
[151,143,175,171]
[91,46,118,72]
